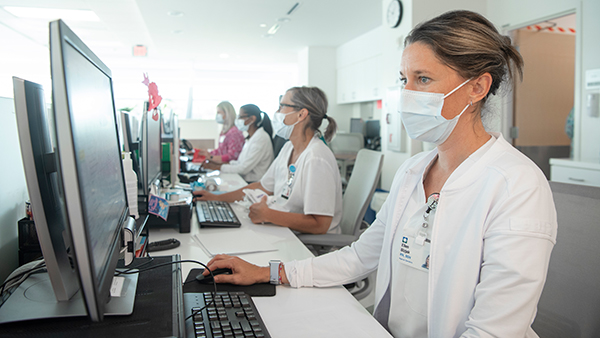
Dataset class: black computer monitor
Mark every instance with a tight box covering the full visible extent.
[12,77,80,302]
[50,19,138,322]
[365,120,380,138]
[350,118,364,134]
[119,111,141,187]
[140,102,162,195]
[365,120,381,151]
[5,73,138,324]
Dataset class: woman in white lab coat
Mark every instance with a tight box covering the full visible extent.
[203,104,274,182]
[200,10,558,337]
[194,87,343,235]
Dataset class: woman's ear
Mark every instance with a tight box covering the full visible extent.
[470,73,493,104]
[249,115,257,125]
[297,108,310,122]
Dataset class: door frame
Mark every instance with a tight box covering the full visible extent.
[500,8,581,159]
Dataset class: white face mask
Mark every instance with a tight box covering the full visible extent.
[216,113,224,124]
[235,118,249,132]
[273,111,300,140]
[400,78,472,145]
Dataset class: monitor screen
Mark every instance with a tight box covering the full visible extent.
[50,19,131,322]
[350,118,364,134]
[365,120,380,138]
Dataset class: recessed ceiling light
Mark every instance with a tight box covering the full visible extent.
[276,17,291,23]
[267,24,280,35]
[3,6,100,21]
[167,11,184,17]
[259,23,267,28]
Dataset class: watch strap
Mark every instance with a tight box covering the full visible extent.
[269,260,282,285]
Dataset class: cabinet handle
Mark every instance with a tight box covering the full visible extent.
[568,177,585,182]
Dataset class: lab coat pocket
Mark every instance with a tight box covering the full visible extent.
[403,268,428,316]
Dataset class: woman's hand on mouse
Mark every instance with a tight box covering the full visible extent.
[193,189,217,202]
[203,254,271,286]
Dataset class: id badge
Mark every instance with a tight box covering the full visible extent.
[398,234,431,272]
[281,185,291,199]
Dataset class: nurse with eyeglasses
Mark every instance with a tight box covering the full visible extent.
[194,86,343,235]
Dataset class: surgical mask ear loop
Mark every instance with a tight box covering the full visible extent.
[443,78,472,99]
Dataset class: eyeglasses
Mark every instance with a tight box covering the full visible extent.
[278,103,302,111]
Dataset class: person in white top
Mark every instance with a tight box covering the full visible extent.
[197,10,558,338]
[203,104,274,183]
[194,86,343,235]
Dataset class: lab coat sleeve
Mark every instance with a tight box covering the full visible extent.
[285,210,387,287]
[285,172,402,288]
[220,134,268,176]
[460,176,557,337]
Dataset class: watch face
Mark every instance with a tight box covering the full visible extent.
[387,0,403,28]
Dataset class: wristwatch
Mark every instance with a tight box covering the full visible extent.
[269,260,282,285]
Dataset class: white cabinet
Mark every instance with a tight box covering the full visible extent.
[337,55,382,104]
[550,158,600,187]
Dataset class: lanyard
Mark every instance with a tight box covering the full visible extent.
[416,193,439,245]
[281,164,296,199]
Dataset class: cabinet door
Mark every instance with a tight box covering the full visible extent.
[363,56,382,101]
[337,66,350,104]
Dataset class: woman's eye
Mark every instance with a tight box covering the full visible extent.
[399,77,407,85]
[419,77,430,84]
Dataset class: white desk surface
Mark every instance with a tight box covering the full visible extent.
[149,173,391,337]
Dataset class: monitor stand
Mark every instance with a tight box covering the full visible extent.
[0,270,138,324]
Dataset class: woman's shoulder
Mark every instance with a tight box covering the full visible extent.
[304,136,336,161]
[254,127,271,141]
[224,126,244,139]
[478,135,549,192]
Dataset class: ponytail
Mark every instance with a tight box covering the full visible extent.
[259,112,274,142]
[323,115,337,143]
[240,104,273,144]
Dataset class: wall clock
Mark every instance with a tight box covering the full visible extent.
[387,0,403,28]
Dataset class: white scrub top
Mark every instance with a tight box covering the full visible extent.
[220,127,274,182]
[260,135,342,234]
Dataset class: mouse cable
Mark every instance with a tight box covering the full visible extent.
[114,259,218,321]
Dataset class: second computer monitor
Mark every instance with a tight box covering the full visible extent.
[140,102,162,195]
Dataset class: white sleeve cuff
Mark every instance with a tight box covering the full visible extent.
[284,258,314,288]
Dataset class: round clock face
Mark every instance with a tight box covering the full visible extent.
[387,0,403,28]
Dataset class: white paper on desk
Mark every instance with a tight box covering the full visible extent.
[193,229,278,256]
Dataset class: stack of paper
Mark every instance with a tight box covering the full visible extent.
[193,229,278,256]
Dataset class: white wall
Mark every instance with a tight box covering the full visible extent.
[0,97,28,282]
[298,46,354,135]
[179,119,220,147]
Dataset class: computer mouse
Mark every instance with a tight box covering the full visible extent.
[195,268,233,284]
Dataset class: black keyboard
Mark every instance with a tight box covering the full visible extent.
[184,291,271,338]
[196,200,241,228]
